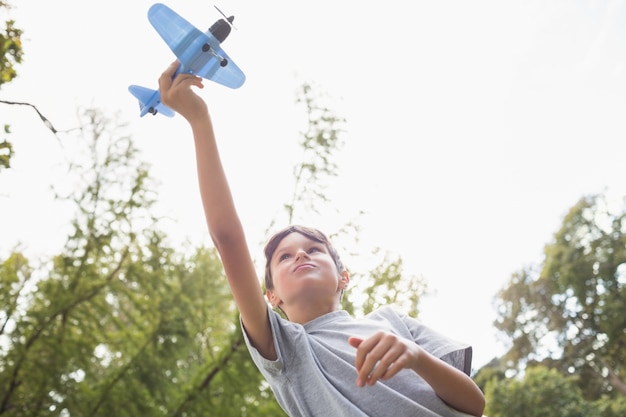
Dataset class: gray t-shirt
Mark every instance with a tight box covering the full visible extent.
[242,306,475,417]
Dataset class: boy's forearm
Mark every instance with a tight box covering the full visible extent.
[412,352,485,417]
[190,114,242,243]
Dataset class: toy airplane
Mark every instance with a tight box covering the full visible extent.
[129,3,246,117]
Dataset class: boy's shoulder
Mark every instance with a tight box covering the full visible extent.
[365,305,412,322]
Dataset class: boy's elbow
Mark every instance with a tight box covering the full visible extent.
[471,392,486,417]
[448,385,484,417]
[209,221,242,246]
[210,230,235,252]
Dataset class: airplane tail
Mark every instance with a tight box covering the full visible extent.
[128,84,175,117]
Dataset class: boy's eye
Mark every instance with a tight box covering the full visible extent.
[308,247,321,254]
[278,253,291,261]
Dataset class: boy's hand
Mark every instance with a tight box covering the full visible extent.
[349,331,422,387]
[159,60,208,122]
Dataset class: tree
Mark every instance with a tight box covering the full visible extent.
[0,0,23,171]
[1,1,62,173]
[0,108,280,416]
[484,365,626,417]
[472,357,507,395]
[285,82,346,223]
[279,82,427,319]
[1,81,428,416]
[0,1,21,88]
[494,193,626,401]
[485,365,592,417]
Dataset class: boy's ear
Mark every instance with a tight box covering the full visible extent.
[266,289,282,308]
[340,270,350,289]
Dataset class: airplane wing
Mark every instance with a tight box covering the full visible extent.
[148,3,245,89]
[128,85,175,117]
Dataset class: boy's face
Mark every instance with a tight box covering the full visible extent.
[266,232,348,311]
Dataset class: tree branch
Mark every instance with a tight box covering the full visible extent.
[0,99,58,133]
[171,329,245,416]
[608,368,626,395]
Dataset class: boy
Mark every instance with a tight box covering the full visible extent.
[158,61,485,417]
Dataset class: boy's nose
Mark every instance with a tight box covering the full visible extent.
[295,249,310,260]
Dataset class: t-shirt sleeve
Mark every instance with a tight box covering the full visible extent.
[240,307,284,377]
[440,347,473,376]
[395,308,474,376]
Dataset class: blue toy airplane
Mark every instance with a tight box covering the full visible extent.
[129,3,246,117]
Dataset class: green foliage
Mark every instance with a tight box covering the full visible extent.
[485,365,593,417]
[276,82,427,321]
[591,394,626,417]
[343,250,426,317]
[0,1,23,172]
[0,2,22,87]
[269,81,347,229]
[1,81,426,415]
[472,358,507,394]
[0,125,12,170]
[0,109,282,416]
[485,365,626,417]
[493,193,626,405]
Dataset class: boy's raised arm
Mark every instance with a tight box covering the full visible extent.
[159,62,276,360]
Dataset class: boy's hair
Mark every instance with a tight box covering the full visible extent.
[264,225,345,290]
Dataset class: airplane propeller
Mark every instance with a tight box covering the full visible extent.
[208,5,237,44]
[214,5,237,30]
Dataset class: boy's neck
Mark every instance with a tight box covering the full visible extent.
[284,301,343,325]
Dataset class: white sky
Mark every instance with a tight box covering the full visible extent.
[2,0,626,369]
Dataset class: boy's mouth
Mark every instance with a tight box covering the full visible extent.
[293,263,315,272]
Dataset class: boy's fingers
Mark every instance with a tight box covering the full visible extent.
[159,60,184,92]
[350,335,380,371]
[170,72,204,90]
[349,337,366,378]
[351,332,410,387]
[164,60,179,77]
[367,345,402,385]
[348,337,362,348]
[352,333,388,386]
[159,61,177,92]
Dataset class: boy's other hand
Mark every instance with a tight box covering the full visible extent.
[349,331,422,388]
